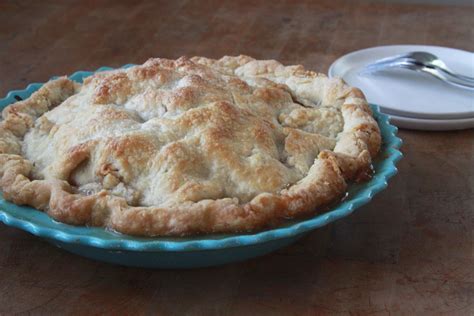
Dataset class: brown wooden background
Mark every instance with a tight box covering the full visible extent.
[1,0,473,315]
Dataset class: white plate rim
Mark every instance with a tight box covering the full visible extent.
[388,112,474,131]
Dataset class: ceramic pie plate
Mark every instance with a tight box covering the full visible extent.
[0,66,403,269]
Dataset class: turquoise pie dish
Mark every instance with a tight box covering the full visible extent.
[0,66,402,268]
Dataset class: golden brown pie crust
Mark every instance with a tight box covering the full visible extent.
[0,56,381,236]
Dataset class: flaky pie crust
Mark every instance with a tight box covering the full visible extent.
[0,56,381,236]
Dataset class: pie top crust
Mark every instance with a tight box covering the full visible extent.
[0,56,381,236]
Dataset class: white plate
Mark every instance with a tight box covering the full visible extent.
[388,113,474,131]
[328,45,474,121]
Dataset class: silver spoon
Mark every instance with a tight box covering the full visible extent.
[361,51,474,90]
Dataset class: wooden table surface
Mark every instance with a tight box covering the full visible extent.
[1,0,473,315]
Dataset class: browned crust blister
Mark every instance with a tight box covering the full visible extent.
[0,56,381,236]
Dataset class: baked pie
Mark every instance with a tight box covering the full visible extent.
[0,56,381,236]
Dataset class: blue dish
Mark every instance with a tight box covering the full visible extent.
[0,66,403,268]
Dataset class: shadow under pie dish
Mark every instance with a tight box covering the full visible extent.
[0,56,382,237]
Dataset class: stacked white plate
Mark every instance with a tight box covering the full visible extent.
[328,45,474,131]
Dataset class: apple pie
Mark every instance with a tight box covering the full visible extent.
[0,56,381,236]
